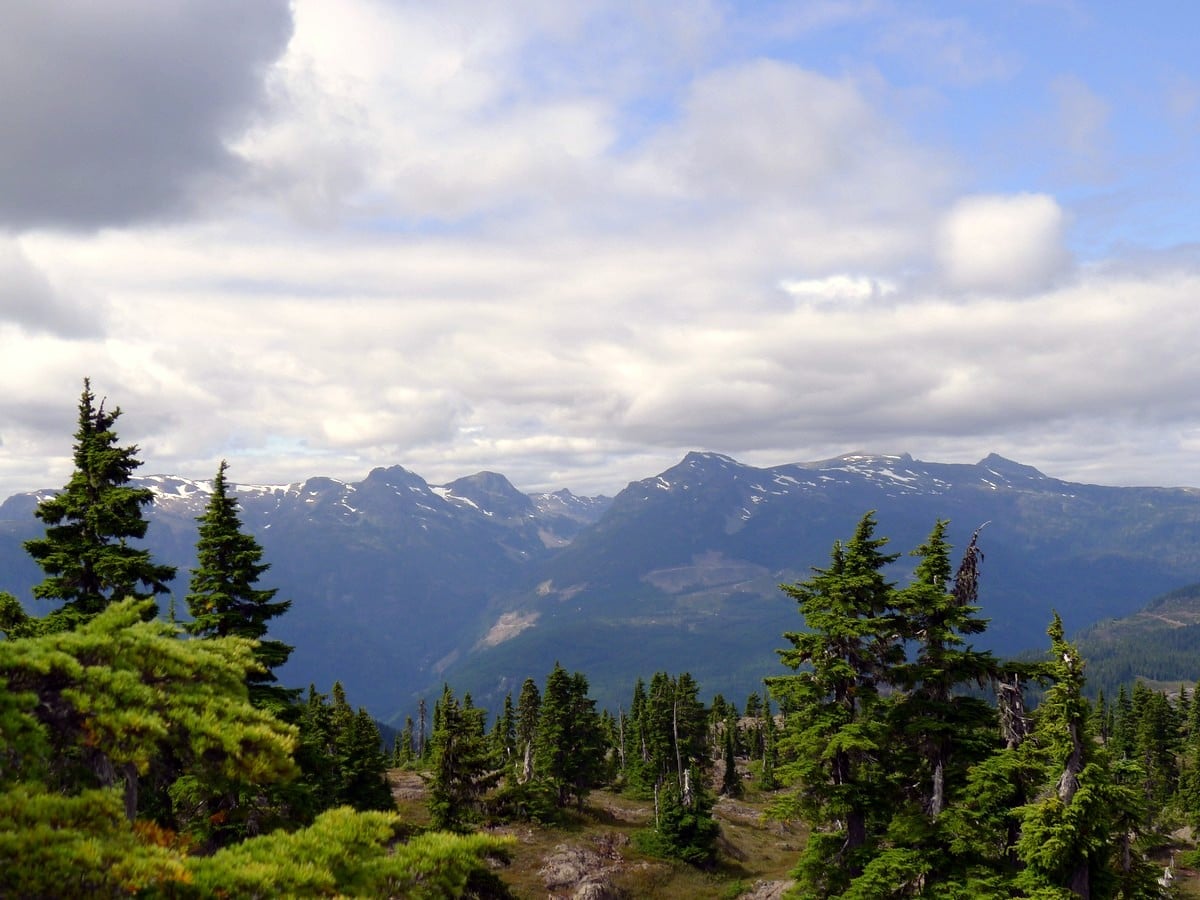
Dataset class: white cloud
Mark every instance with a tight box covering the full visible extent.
[780,275,897,305]
[1,1,1199,504]
[936,193,1071,293]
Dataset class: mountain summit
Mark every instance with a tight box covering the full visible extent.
[4,450,1200,716]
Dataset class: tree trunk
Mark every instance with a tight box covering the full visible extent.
[673,698,684,803]
[930,756,945,817]
[521,740,534,784]
[122,763,139,822]
[1057,722,1084,805]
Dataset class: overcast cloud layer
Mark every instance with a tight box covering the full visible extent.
[2,1,1200,498]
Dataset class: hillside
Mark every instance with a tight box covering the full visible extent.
[1073,583,1200,696]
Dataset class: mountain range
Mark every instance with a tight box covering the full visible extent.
[4,450,1200,720]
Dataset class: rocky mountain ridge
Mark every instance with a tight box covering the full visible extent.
[4,451,1200,718]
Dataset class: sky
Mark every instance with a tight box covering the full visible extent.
[3,0,1200,499]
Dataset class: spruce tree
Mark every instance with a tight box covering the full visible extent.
[839,522,1002,896]
[428,684,498,830]
[625,671,719,863]
[889,521,999,822]
[25,379,175,628]
[768,511,900,895]
[514,677,541,783]
[1015,613,1157,899]
[760,693,779,791]
[186,460,293,710]
[720,724,740,797]
[534,663,606,810]
[394,717,415,768]
[0,598,297,824]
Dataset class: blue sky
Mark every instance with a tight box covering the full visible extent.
[1,0,1199,498]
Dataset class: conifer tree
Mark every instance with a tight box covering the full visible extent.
[0,598,297,824]
[768,511,900,894]
[534,663,606,810]
[720,724,740,797]
[494,693,516,765]
[294,685,339,814]
[625,671,719,864]
[394,717,415,768]
[336,707,393,811]
[889,521,999,822]
[844,523,1004,896]
[624,677,650,788]
[515,677,541,783]
[25,379,174,629]
[186,460,293,710]
[760,693,779,791]
[1015,613,1156,899]
[428,684,498,830]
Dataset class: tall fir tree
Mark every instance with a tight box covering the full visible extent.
[534,663,606,810]
[1015,614,1130,898]
[514,677,541,783]
[889,521,999,821]
[428,685,498,831]
[768,511,901,895]
[186,460,294,710]
[25,379,175,629]
[836,522,1003,897]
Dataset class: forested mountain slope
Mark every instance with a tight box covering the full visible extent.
[1073,583,1200,696]
[4,451,1200,718]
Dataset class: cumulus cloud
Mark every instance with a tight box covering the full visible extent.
[936,193,1072,293]
[0,2,1198,503]
[634,60,941,212]
[0,0,292,229]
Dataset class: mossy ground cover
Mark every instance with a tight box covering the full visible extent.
[389,770,802,898]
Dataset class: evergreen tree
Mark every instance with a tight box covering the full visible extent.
[534,663,606,809]
[1015,614,1155,899]
[841,522,1004,896]
[285,684,393,822]
[760,693,779,791]
[393,717,415,768]
[1178,683,1200,827]
[743,692,763,719]
[186,460,294,710]
[427,685,498,831]
[768,511,900,895]
[25,379,174,629]
[417,697,428,761]
[889,521,999,821]
[0,598,297,825]
[624,678,650,789]
[1109,684,1133,760]
[341,708,394,810]
[186,808,514,898]
[514,677,541,783]
[294,685,339,815]
[720,724,740,797]
[628,671,719,864]
[494,693,516,765]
